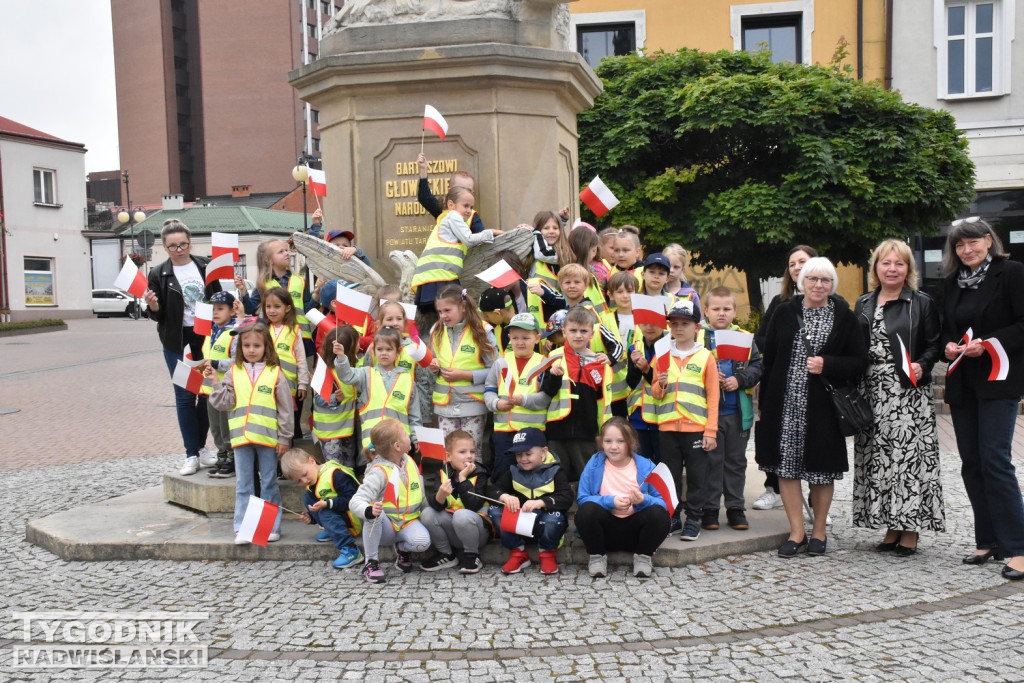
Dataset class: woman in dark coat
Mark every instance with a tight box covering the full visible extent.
[755,257,868,557]
[941,217,1024,580]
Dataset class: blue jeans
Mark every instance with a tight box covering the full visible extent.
[302,490,356,551]
[491,431,516,483]
[233,444,281,534]
[487,505,567,551]
[951,397,1024,556]
[162,331,210,458]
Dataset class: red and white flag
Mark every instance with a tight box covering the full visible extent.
[305,307,337,335]
[172,360,205,395]
[113,258,148,298]
[423,105,448,140]
[205,253,235,286]
[946,328,974,375]
[415,426,447,462]
[237,495,279,546]
[382,466,401,507]
[896,334,917,387]
[981,337,1009,381]
[211,232,239,263]
[714,329,754,362]
[499,508,537,537]
[408,338,434,368]
[525,354,559,383]
[308,168,327,197]
[502,365,515,395]
[193,302,214,337]
[631,294,667,328]
[311,355,335,402]
[335,287,373,327]
[644,462,679,515]
[383,299,418,322]
[654,335,673,373]
[476,260,522,289]
[580,175,620,218]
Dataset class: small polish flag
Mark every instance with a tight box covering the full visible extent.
[896,334,917,387]
[525,354,559,383]
[205,253,235,286]
[114,258,148,298]
[654,335,673,373]
[308,168,327,197]
[644,462,679,515]
[580,175,620,218]
[476,260,522,289]
[336,287,373,327]
[193,302,214,336]
[502,365,515,396]
[237,495,279,547]
[382,466,401,507]
[311,355,335,402]
[211,232,239,263]
[499,508,537,537]
[423,105,448,140]
[415,426,447,462]
[181,357,205,368]
[631,294,667,328]
[172,360,205,395]
[408,338,434,368]
[714,329,754,362]
[947,328,974,375]
[981,337,1009,381]
[305,307,337,335]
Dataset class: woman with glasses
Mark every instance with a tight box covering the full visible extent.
[755,257,867,557]
[942,217,1024,580]
[852,240,944,556]
[144,219,223,476]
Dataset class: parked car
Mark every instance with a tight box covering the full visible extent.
[92,288,142,318]
[221,278,255,302]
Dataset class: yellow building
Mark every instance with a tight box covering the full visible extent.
[569,0,886,315]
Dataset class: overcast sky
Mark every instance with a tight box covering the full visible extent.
[0,0,119,174]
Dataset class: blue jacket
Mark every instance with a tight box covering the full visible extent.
[577,452,666,513]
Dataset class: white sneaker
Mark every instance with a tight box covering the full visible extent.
[179,456,200,476]
[267,532,280,542]
[234,533,249,545]
[198,447,218,468]
[752,488,783,510]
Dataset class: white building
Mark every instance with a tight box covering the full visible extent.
[0,117,91,321]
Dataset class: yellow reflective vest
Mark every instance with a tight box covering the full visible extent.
[642,347,712,426]
[311,461,363,534]
[439,469,491,523]
[228,365,281,448]
[494,352,549,433]
[358,369,413,449]
[271,323,300,395]
[431,326,486,406]
[589,306,628,402]
[532,261,559,290]
[375,456,423,529]
[411,210,475,292]
[311,368,356,440]
[265,274,311,341]
[200,327,234,396]
[545,347,614,429]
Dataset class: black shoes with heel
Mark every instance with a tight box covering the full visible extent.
[962,549,1004,565]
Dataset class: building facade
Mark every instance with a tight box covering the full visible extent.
[0,117,92,321]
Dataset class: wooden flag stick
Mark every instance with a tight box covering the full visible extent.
[464,490,506,506]
[420,129,426,155]
[313,193,322,212]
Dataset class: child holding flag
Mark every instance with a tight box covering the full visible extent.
[200,291,241,478]
[626,319,670,471]
[263,288,310,443]
[420,430,494,574]
[349,418,431,584]
[700,287,763,531]
[312,326,360,471]
[529,210,572,290]
[575,418,672,578]
[238,238,314,355]
[360,298,434,426]
[487,428,572,575]
[206,320,294,544]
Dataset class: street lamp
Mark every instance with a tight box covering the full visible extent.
[292,161,309,235]
[119,170,147,319]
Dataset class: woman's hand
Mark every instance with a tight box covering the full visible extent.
[806,356,824,374]
[911,362,923,382]
[144,289,159,312]
[964,339,986,358]
[945,342,963,361]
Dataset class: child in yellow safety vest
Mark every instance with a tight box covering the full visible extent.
[207,320,294,544]
[420,430,494,574]
[529,210,571,290]
[428,286,497,461]
[478,287,516,354]
[650,298,720,542]
[262,287,309,443]
[237,238,314,354]
[349,418,431,584]
[313,326,360,471]
[627,320,669,466]
[200,291,241,478]
[360,298,433,427]
[281,448,363,570]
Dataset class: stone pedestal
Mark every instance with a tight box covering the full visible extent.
[288,2,601,279]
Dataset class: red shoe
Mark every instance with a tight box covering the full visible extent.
[501,548,531,575]
[539,549,559,575]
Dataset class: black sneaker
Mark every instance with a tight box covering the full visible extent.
[420,552,458,572]
[206,462,223,478]
[459,552,482,574]
[669,516,683,534]
[209,460,234,479]
[701,510,720,530]
[727,508,749,530]
[395,550,414,573]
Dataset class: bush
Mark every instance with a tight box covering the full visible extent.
[0,318,65,332]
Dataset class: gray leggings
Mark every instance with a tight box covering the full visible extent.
[420,506,491,555]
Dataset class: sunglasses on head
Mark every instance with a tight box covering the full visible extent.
[951,216,981,227]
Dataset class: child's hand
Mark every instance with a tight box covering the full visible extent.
[490,229,504,236]
[417,152,428,178]
[233,276,247,297]
[332,340,345,357]
[437,479,453,503]
[629,488,644,505]
[333,387,345,401]
[297,388,306,401]
[595,353,610,366]
[371,500,384,518]
[521,499,545,512]
[202,363,215,379]
[457,461,474,482]
[549,364,564,377]
[526,280,544,296]
[500,494,520,512]
[496,399,513,411]
[613,495,631,511]
[312,208,323,223]
[339,246,356,260]
[510,395,524,406]
[658,372,668,386]
[276,443,289,456]
[232,299,244,317]
[721,376,739,392]
[309,500,327,512]
[300,511,312,524]
[702,435,717,452]
[440,367,471,382]
[428,359,440,373]
[558,206,570,220]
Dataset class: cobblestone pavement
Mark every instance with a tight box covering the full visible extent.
[2,320,1024,680]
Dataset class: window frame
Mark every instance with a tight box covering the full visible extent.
[741,13,802,64]
[569,10,647,67]
[934,0,1014,99]
[23,256,57,307]
[33,168,58,207]
[730,1,814,65]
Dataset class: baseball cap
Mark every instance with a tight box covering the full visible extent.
[643,253,671,271]
[508,313,539,331]
[508,427,546,453]
[667,297,702,323]
[319,279,340,304]
[208,291,236,306]
[541,309,567,339]
[327,230,355,242]
[478,287,513,312]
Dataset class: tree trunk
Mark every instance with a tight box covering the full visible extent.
[745,270,764,312]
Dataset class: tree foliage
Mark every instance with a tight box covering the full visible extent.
[577,46,975,308]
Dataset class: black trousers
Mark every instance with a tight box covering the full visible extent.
[574,502,671,556]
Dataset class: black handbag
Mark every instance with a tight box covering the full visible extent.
[796,309,872,437]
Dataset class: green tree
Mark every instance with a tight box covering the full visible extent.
[577,46,975,310]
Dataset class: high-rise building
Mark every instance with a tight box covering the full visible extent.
[111,0,335,206]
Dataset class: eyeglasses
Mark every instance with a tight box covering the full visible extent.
[804,277,833,285]
[165,242,190,252]
[951,216,981,227]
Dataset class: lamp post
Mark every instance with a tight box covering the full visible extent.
[291,161,309,235]
[118,170,147,319]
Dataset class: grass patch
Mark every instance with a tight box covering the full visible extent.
[0,318,65,332]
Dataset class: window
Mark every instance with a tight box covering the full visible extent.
[308,23,316,38]
[321,1,330,15]
[33,169,56,205]
[237,254,247,279]
[24,257,56,306]
[310,109,320,124]
[570,11,646,69]
[312,137,321,153]
[937,0,1012,98]
[730,1,814,65]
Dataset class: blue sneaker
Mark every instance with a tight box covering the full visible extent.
[315,529,332,542]
[680,518,701,542]
[332,546,363,569]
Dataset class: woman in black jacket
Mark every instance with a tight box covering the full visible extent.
[755,257,868,557]
[853,240,944,556]
[941,217,1024,580]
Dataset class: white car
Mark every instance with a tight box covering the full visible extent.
[92,288,141,318]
